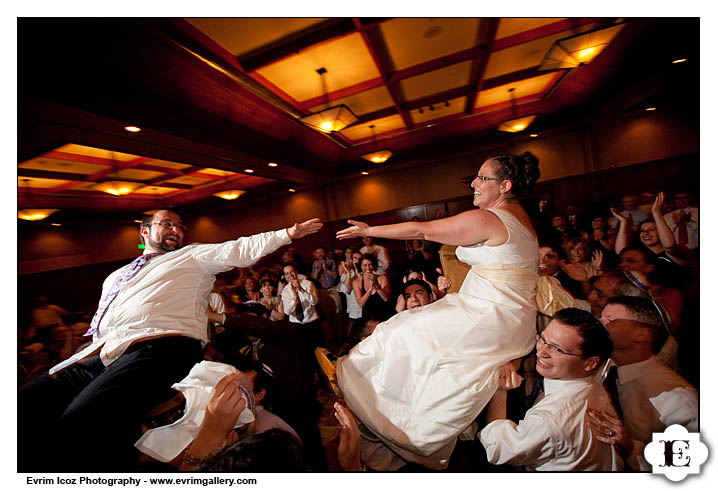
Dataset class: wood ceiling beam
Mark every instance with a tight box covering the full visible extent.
[238,18,358,72]
[491,17,603,52]
[355,18,413,129]
[465,18,500,114]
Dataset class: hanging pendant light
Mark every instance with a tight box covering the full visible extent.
[93,151,142,196]
[213,170,245,200]
[18,178,59,221]
[361,125,393,164]
[539,22,626,71]
[299,67,358,133]
[498,88,536,133]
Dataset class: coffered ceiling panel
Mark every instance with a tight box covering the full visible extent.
[380,18,482,70]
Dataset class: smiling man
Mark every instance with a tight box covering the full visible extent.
[478,308,622,471]
[18,208,322,472]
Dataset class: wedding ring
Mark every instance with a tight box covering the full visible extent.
[606,430,615,437]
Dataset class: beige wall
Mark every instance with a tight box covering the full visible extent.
[19,107,698,274]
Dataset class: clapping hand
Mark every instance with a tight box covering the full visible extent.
[651,191,665,216]
[591,250,604,271]
[436,268,452,292]
[561,261,589,282]
[610,207,632,228]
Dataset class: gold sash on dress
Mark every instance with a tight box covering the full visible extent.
[471,263,583,316]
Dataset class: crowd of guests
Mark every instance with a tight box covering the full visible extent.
[17,187,698,473]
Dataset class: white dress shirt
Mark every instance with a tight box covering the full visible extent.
[663,207,699,250]
[479,377,623,471]
[279,278,319,324]
[50,229,291,374]
[337,271,362,319]
[613,356,698,470]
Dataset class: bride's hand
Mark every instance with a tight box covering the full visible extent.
[337,220,370,240]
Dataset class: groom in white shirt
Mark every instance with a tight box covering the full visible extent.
[18,209,322,472]
[479,308,623,471]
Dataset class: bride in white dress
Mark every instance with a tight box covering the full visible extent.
[336,152,541,469]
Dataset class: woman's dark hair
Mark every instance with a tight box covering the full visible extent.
[488,151,540,197]
[360,253,378,269]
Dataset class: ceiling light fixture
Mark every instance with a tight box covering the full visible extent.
[18,209,59,221]
[498,88,536,133]
[298,67,358,133]
[361,125,393,164]
[361,171,369,175]
[213,189,246,200]
[124,125,141,132]
[244,169,254,173]
[530,133,539,138]
[268,162,278,167]
[646,107,656,111]
[92,151,143,196]
[288,188,296,193]
[538,22,626,70]
[18,178,60,221]
[672,58,687,64]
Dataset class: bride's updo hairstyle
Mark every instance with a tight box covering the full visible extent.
[489,151,540,197]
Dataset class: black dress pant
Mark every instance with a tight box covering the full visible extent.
[18,336,203,472]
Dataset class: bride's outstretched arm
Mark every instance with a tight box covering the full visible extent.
[336,209,507,247]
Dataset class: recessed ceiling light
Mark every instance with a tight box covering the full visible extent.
[646,107,656,111]
[124,125,141,132]
[288,188,296,193]
[51,223,62,227]
[672,58,687,64]
[268,162,278,167]
[530,134,539,138]
[244,169,254,173]
[361,171,369,175]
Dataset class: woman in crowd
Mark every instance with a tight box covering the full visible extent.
[351,253,392,318]
[258,279,283,321]
[335,152,541,469]
[242,277,261,302]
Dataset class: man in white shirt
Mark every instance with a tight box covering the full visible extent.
[279,263,322,389]
[594,296,698,471]
[18,209,322,472]
[663,192,698,251]
[479,308,623,471]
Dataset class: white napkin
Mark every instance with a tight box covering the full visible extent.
[135,361,255,462]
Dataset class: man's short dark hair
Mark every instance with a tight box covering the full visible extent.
[139,208,178,245]
[282,262,300,272]
[199,429,304,472]
[401,278,431,297]
[605,296,669,354]
[539,242,566,260]
[553,308,613,367]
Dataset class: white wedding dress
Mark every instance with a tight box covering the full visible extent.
[337,208,539,469]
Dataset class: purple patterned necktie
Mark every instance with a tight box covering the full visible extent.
[84,253,160,336]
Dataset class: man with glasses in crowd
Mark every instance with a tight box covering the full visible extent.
[478,308,623,471]
[18,208,322,472]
